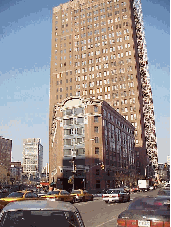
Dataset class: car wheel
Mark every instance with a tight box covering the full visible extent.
[120,197,123,203]
[105,200,108,204]
[70,197,75,204]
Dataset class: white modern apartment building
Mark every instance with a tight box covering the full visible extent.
[23,138,43,179]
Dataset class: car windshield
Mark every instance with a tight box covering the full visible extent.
[71,190,82,194]
[47,191,60,195]
[7,192,24,198]
[0,210,81,227]
[106,189,121,194]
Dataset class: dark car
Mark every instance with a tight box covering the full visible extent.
[117,196,170,226]
[0,200,85,227]
[157,188,170,197]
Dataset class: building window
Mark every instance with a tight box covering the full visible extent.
[96,169,100,175]
[95,147,99,154]
[94,105,98,112]
[95,137,99,143]
[94,116,99,122]
[96,180,100,189]
[94,126,99,133]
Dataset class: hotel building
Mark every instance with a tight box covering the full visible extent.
[49,0,158,186]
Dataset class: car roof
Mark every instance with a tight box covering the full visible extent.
[2,200,78,212]
[107,188,124,190]
[9,191,34,194]
[72,189,82,191]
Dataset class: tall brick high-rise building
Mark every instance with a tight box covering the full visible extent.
[49,0,158,185]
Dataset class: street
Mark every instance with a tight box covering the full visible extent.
[74,189,159,227]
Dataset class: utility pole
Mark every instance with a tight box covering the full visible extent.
[72,157,75,190]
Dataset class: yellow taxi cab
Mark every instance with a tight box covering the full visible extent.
[0,190,40,211]
[70,189,93,202]
[40,189,75,203]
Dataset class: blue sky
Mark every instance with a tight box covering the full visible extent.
[0,0,170,167]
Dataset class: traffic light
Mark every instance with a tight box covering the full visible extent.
[74,164,77,171]
[101,164,105,170]
[68,176,74,184]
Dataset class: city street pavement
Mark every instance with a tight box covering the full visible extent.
[74,189,160,227]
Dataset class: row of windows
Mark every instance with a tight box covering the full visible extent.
[74,53,131,68]
[74,39,130,49]
[72,81,134,91]
[72,14,128,27]
[74,63,133,74]
[57,41,132,62]
[56,89,136,101]
[73,8,127,21]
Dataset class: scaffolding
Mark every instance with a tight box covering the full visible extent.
[133,0,158,176]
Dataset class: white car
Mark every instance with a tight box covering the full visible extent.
[149,186,154,190]
[102,188,130,204]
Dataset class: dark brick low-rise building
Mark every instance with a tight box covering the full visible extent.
[49,97,136,193]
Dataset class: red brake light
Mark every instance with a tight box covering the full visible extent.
[164,221,170,227]
[118,194,121,197]
[117,219,126,226]
[102,195,104,198]
[126,220,138,226]
[154,202,163,206]
[77,194,79,196]
[151,221,164,227]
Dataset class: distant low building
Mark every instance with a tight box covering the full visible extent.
[158,163,169,182]
[10,162,22,184]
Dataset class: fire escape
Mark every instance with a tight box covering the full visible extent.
[133,0,158,175]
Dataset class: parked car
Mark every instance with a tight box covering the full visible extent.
[40,189,75,203]
[130,186,139,193]
[157,188,170,197]
[102,188,130,204]
[0,191,41,211]
[0,200,85,227]
[123,186,130,193]
[70,189,93,202]
[163,183,170,189]
[149,186,154,190]
[117,196,170,226]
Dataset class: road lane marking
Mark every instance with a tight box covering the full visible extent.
[95,216,117,227]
